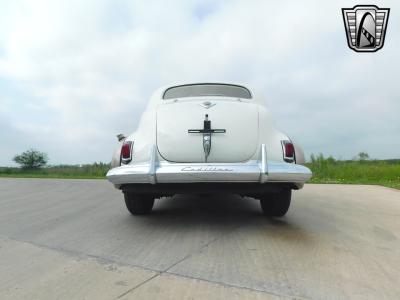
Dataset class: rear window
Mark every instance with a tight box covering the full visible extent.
[163,84,252,99]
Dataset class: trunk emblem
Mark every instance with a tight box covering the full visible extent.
[199,101,216,109]
[188,114,226,162]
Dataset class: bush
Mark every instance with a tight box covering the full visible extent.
[13,149,48,169]
[357,152,370,161]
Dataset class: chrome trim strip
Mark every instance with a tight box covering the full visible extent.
[259,144,268,183]
[148,145,158,185]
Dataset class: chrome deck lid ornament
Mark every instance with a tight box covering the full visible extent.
[188,114,226,162]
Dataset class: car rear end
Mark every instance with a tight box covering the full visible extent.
[107,83,312,216]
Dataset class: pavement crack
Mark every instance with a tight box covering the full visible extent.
[163,234,224,273]
[114,234,229,298]
[115,273,160,299]
[113,224,256,299]
[165,271,306,299]
[2,234,308,299]
[0,234,161,274]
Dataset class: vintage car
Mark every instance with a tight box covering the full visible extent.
[107,83,312,216]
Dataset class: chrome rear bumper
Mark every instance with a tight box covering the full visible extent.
[106,145,312,188]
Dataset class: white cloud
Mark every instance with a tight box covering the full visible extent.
[0,0,399,165]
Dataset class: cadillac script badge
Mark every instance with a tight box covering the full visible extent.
[342,5,390,52]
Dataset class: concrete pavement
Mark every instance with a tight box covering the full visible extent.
[0,178,399,299]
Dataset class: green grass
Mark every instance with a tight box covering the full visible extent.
[1,158,399,190]
[306,155,400,190]
[0,163,110,179]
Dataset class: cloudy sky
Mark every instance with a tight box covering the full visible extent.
[0,0,399,165]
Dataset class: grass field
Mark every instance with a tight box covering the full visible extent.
[306,155,400,190]
[0,163,110,179]
[1,157,399,189]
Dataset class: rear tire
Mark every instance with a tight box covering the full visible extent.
[260,188,291,217]
[124,193,155,215]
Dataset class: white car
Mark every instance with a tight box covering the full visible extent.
[107,83,312,216]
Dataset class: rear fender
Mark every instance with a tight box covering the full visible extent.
[291,138,306,165]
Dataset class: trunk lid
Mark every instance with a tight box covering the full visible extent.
[157,99,259,163]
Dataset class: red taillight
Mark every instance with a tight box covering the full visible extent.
[282,140,295,163]
[121,141,133,163]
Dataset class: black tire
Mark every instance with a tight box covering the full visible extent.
[259,188,292,217]
[124,193,155,215]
